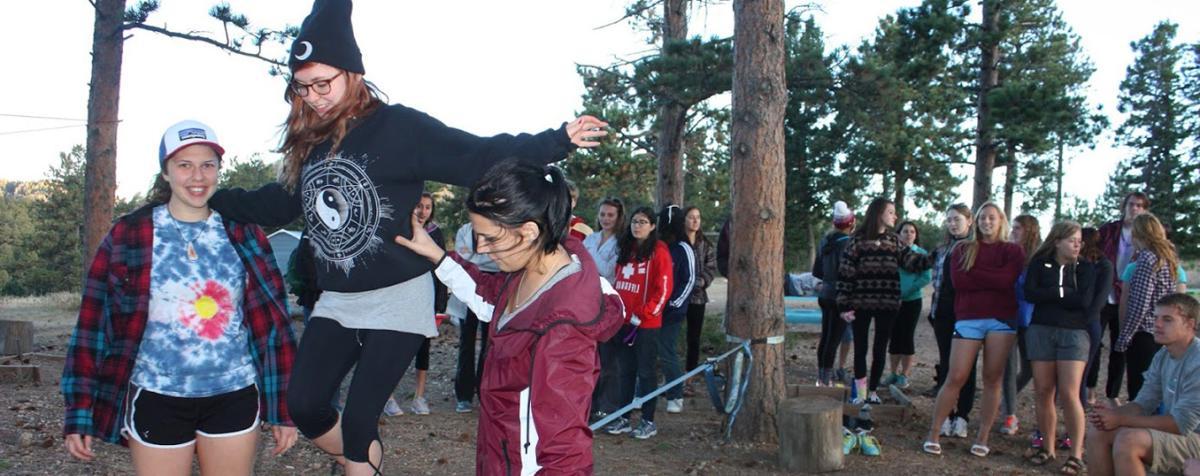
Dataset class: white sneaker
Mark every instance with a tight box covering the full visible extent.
[383,397,404,416]
[410,396,431,415]
[666,399,683,414]
[939,417,953,437]
[952,417,969,438]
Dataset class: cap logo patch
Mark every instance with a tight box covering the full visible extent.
[294,41,314,60]
[178,128,207,141]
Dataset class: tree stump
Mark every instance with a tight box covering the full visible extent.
[779,397,843,473]
[0,320,33,355]
[0,365,40,384]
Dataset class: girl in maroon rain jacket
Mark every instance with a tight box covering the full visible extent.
[395,161,623,475]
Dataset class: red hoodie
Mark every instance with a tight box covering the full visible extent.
[950,240,1026,321]
[434,237,624,475]
[613,241,673,329]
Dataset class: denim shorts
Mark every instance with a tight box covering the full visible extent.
[1025,324,1089,362]
[953,318,1016,340]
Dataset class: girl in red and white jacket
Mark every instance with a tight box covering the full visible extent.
[606,206,673,440]
[396,161,624,475]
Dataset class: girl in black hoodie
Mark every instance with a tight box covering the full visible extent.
[1023,221,1100,472]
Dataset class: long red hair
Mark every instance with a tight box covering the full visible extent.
[277,67,385,191]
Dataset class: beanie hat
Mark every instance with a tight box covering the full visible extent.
[289,0,364,74]
[832,201,855,228]
[159,120,224,165]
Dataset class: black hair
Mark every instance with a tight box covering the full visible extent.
[855,197,894,240]
[658,204,687,244]
[618,206,659,265]
[418,191,436,226]
[465,159,571,254]
[897,220,921,249]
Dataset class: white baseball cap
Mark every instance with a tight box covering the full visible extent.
[158,119,225,164]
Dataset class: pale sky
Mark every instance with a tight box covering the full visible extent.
[1,1,1197,213]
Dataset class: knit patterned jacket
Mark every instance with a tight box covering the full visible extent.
[836,232,932,312]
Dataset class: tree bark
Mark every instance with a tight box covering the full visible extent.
[1055,140,1064,220]
[972,0,1001,210]
[655,0,690,208]
[1003,161,1016,218]
[892,158,907,219]
[83,0,126,276]
[729,0,787,443]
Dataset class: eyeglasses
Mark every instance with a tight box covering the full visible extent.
[631,219,652,226]
[290,71,344,97]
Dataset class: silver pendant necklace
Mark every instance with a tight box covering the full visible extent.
[169,213,211,262]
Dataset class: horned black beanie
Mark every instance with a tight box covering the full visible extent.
[289,0,364,74]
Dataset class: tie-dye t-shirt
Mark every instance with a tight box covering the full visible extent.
[130,206,257,397]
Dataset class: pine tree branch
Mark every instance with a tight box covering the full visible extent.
[123,22,286,67]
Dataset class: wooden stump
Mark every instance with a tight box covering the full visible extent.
[778,397,843,473]
[0,320,33,355]
[0,365,40,384]
[787,383,848,402]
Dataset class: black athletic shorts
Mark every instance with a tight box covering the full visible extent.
[122,384,259,447]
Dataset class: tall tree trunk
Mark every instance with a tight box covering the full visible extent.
[1055,140,1063,220]
[655,0,689,208]
[1003,161,1016,218]
[729,0,786,443]
[972,0,1001,210]
[83,0,126,276]
[892,158,907,219]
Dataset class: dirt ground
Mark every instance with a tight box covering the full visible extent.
[0,281,1125,475]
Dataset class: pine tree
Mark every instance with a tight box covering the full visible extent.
[1111,22,1200,257]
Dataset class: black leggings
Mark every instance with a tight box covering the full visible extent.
[592,336,624,414]
[685,303,707,371]
[287,317,425,463]
[1101,304,1127,399]
[455,310,488,403]
[415,337,431,371]
[852,309,898,391]
[817,299,848,370]
[1124,331,1161,401]
[932,313,976,420]
[888,299,922,356]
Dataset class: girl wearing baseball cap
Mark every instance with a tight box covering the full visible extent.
[62,120,299,475]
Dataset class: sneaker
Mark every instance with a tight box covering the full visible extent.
[604,417,632,435]
[409,397,431,415]
[858,431,882,456]
[865,392,882,405]
[666,398,683,414]
[940,418,953,437]
[952,417,968,438]
[895,374,910,390]
[455,400,473,414]
[1030,429,1044,449]
[631,420,658,439]
[881,373,898,386]
[843,428,858,455]
[1057,437,1072,450]
[383,397,404,416]
[999,415,1019,435]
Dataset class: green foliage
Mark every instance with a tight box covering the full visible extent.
[836,0,969,217]
[219,154,277,190]
[986,0,1107,213]
[782,15,850,271]
[1108,22,1200,258]
[0,195,37,294]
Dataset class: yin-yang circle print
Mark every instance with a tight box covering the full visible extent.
[302,155,391,273]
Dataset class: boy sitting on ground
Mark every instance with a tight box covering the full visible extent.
[1086,293,1200,476]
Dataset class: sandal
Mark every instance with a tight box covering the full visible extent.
[969,443,990,458]
[922,440,942,455]
[1060,456,1084,475]
[1027,448,1055,466]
